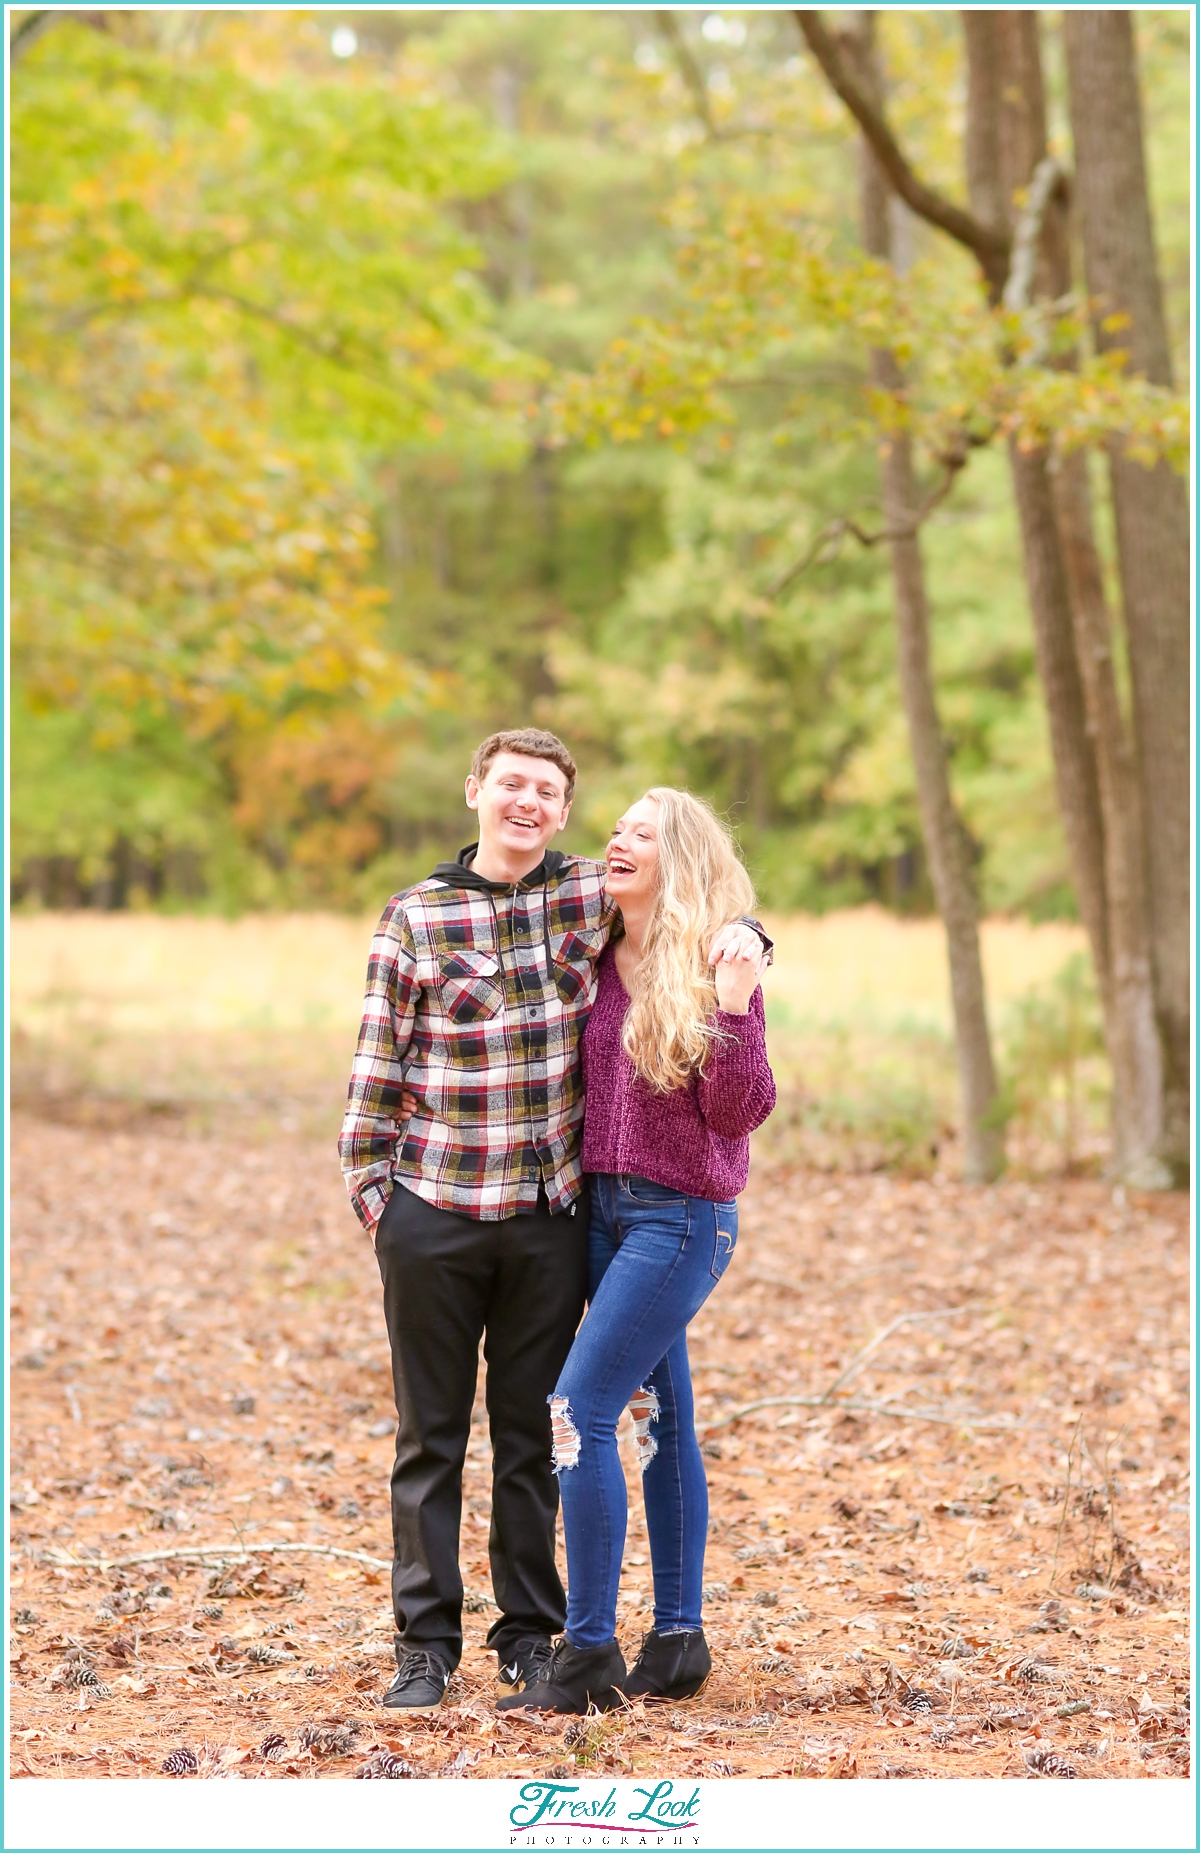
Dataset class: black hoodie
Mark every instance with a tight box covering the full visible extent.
[428,844,570,893]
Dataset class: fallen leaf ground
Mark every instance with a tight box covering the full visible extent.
[9,1111,1190,1780]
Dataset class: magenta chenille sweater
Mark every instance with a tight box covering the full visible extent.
[580,946,776,1201]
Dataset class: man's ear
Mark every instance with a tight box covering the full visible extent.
[557,802,572,833]
[465,774,481,813]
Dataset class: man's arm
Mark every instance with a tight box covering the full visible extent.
[709,917,774,970]
[338,899,421,1235]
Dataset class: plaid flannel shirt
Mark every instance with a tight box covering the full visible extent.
[339,853,618,1229]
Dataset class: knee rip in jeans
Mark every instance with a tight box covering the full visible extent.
[549,1396,580,1474]
[629,1383,660,1474]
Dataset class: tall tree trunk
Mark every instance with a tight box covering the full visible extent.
[798,8,1175,1181]
[1062,10,1190,1182]
[981,9,1166,1180]
[962,12,1103,983]
[855,15,1004,1183]
[1050,451,1163,1171]
[1000,439,1110,981]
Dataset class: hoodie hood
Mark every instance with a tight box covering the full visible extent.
[428,844,569,894]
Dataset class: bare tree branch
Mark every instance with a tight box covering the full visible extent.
[766,445,971,596]
[1003,155,1070,313]
[11,10,52,58]
[10,9,108,60]
[655,9,721,139]
[794,9,1010,293]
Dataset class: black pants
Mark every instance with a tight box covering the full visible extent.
[373,1181,589,1671]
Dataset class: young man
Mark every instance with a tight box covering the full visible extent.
[339,729,769,1712]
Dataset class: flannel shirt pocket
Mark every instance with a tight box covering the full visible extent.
[437,949,503,1025]
[551,928,602,1005]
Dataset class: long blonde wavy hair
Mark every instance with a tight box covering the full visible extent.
[620,788,756,1093]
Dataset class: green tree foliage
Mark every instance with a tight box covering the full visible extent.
[11,10,513,904]
[9,9,1190,914]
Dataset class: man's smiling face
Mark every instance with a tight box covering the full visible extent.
[465,751,572,874]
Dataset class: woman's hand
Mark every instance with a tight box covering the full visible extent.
[713,944,762,1015]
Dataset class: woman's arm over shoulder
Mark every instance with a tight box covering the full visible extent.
[696,987,776,1137]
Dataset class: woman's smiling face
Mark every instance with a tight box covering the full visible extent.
[604,795,660,906]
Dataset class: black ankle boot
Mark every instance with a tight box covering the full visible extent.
[623,1628,711,1701]
[496,1637,627,1715]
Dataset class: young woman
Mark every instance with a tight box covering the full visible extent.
[499,788,775,1715]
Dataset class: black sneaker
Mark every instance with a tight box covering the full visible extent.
[622,1628,711,1701]
[382,1647,451,1713]
[497,1636,555,1697]
[496,1637,627,1715]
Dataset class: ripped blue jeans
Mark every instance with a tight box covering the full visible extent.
[550,1173,737,1649]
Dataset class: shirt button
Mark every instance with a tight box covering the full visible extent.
[530,1008,540,1017]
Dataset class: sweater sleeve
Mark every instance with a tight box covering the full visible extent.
[695,987,776,1138]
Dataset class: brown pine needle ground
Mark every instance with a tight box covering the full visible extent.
[9,1112,1189,1780]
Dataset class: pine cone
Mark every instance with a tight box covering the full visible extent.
[355,1751,418,1779]
[198,1604,224,1621]
[901,1689,933,1713]
[162,1747,199,1776]
[258,1733,289,1762]
[1025,1748,1077,1779]
[299,1723,358,1758]
[940,1637,974,1659]
[58,1658,100,1690]
[247,1644,293,1667]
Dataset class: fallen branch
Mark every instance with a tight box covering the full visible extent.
[39,1540,391,1573]
[701,1392,1023,1435]
[821,1306,967,1401]
[702,1305,1018,1434]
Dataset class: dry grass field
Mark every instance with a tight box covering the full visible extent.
[8,909,1189,1782]
[10,907,1093,1166]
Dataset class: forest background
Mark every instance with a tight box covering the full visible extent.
[9,5,1192,1179]
[7,12,1194,1792]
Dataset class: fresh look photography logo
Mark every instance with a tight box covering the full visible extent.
[509,1779,702,1846]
